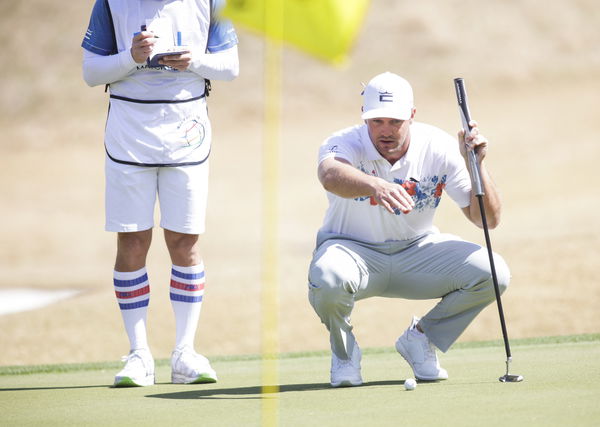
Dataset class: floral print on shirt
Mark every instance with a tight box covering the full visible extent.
[395,176,447,212]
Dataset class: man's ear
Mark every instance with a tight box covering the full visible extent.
[410,107,417,122]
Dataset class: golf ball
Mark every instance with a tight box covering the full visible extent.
[404,378,417,390]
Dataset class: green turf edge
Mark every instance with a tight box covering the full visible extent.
[2,333,598,376]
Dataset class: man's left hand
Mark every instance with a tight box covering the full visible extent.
[458,120,488,163]
[159,51,192,71]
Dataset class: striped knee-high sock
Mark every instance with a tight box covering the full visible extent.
[113,267,150,351]
[170,263,205,350]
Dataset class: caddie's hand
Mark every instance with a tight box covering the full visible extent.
[159,51,192,71]
[458,120,488,163]
[130,31,157,64]
[372,178,415,215]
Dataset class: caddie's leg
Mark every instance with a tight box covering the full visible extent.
[106,158,158,386]
[164,230,204,351]
[160,162,207,352]
[308,241,369,360]
[114,230,153,352]
[164,233,217,384]
[160,164,216,384]
[107,157,156,353]
[115,230,153,271]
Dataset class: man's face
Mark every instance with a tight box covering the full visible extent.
[365,110,415,164]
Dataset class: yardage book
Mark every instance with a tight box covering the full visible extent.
[147,48,189,68]
[144,18,189,68]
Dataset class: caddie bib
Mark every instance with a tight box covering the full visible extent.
[105,0,212,166]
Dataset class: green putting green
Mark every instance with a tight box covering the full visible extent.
[1,334,598,426]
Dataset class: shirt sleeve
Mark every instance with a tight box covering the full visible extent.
[81,0,118,56]
[189,45,239,81]
[318,127,360,165]
[207,0,239,53]
[82,48,137,87]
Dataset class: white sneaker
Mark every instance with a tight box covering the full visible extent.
[171,347,218,384]
[114,348,155,387]
[395,317,448,381]
[330,343,363,387]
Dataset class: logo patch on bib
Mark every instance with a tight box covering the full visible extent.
[178,116,206,148]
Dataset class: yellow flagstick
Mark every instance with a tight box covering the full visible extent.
[261,0,282,425]
[221,1,369,424]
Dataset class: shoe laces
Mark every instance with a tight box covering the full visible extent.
[332,349,359,371]
[175,347,204,362]
[410,328,438,363]
[120,350,151,372]
[173,348,209,370]
[423,340,437,362]
[333,356,353,370]
[121,351,140,363]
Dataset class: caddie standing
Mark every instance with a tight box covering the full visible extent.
[308,72,511,387]
[81,0,239,387]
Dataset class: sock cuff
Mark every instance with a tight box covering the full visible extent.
[114,267,148,281]
[171,263,205,282]
[171,263,204,274]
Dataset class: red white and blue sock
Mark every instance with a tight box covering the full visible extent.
[113,267,150,351]
[170,263,205,350]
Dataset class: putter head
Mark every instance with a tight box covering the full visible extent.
[500,358,523,382]
[499,374,524,382]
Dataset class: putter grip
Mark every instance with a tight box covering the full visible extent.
[454,78,484,196]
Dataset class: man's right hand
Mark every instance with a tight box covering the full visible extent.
[370,177,415,215]
[130,32,156,64]
[318,157,415,215]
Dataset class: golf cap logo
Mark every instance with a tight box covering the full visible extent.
[379,91,393,102]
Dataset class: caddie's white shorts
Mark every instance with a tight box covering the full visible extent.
[105,156,209,234]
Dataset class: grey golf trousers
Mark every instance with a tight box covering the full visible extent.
[308,231,510,359]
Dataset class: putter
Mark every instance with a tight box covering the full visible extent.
[454,78,523,383]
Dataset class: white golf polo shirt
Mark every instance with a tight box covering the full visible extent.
[318,122,472,243]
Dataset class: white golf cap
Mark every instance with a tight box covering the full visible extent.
[361,72,414,120]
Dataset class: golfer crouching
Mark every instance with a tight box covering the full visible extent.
[307,72,510,387]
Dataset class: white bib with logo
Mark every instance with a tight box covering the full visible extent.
[106,0,211,165]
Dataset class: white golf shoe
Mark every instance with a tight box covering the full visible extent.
[114,348,155,387]
[330,342,363,387]
[171,347,218,384]
[395,317,448,381]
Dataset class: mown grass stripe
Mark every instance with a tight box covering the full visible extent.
[1,333,597,376]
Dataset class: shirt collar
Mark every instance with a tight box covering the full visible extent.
[359,125,384,161]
